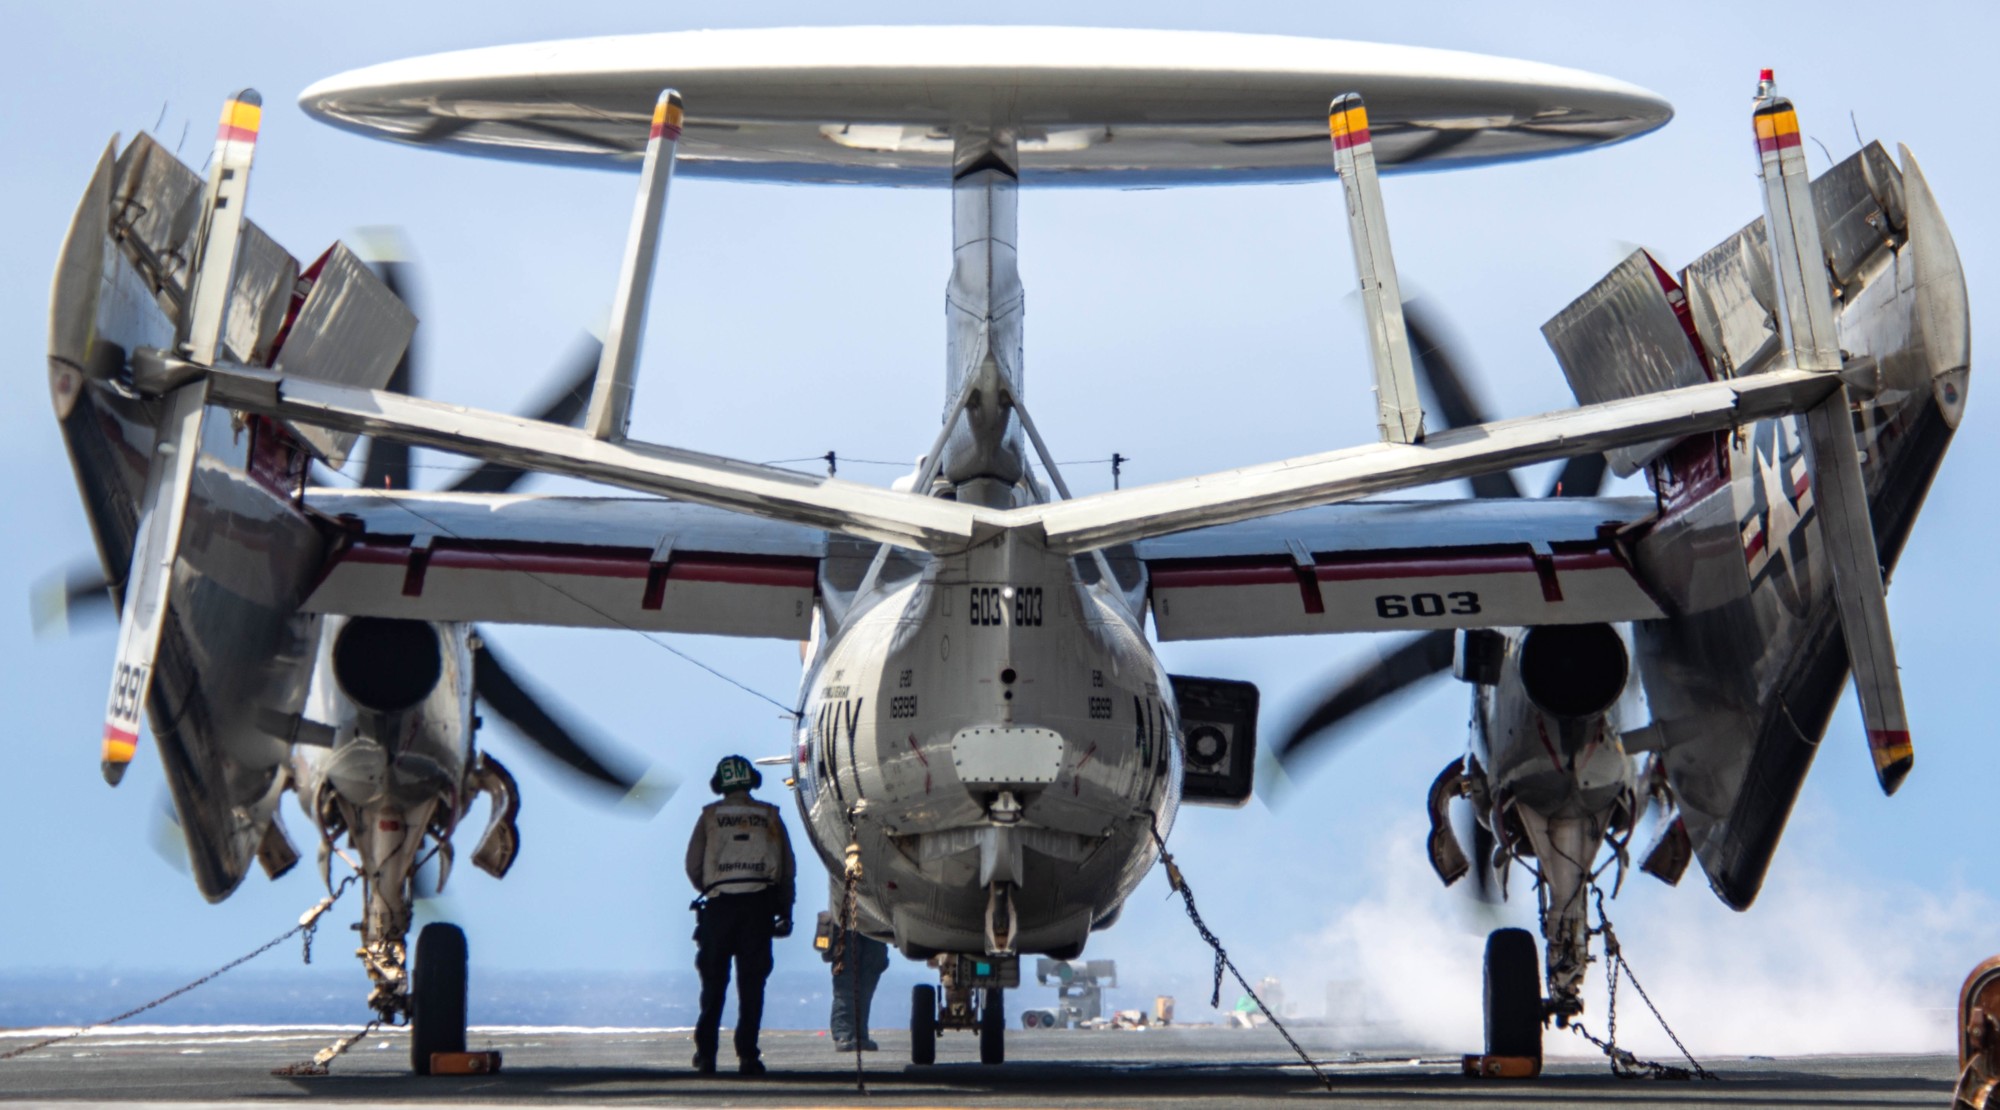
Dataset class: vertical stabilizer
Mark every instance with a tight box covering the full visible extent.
[100,90,263,785]
[585,89,683,442]
[1752,81,1840,372]
[1329,94,1424,444]
[182,91,261,364]
[939,130,1028,496]
[1753,72,1912,794]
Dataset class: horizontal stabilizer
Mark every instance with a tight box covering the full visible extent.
[208,365,1000,552]
[1025,367,1840,553]
[207,359,1840,557]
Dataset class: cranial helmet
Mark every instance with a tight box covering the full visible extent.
[711,754,761,795]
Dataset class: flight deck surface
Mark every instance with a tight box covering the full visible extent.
[0,1025,1956,1107]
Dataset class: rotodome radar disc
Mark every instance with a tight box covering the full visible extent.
[299,26,1672,186]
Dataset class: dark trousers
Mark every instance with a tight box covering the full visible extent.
[694,892,777,1062]
[828,934,891,1044]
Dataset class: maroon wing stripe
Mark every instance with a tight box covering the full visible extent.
[1149,547,1624,590]
[338,539,816,589]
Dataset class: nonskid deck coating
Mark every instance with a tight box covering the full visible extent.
[0,1025,1959,1108]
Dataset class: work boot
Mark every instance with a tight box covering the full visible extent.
[691,1050,716,1075]
[738,1055,767,1077]
[833,1039,858,1052]
[862,1038,880,1051]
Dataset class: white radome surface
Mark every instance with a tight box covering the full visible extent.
[298,26,1673,186]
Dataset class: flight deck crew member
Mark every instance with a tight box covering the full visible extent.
[686,755,795,1076]
[820,876,890,1052]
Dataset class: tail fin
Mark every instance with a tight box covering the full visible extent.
[100,90,264,784]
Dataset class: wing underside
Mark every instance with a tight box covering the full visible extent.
[302,490,825,640]
[1138,497,1664,641]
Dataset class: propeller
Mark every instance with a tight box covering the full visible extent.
[29,562,118,639]
[147,786,192,875]
[1273,302,1614,894]
[352,238,669,810]
[471,635,669,806]
[40,235,667,815]
[356,251,602,495]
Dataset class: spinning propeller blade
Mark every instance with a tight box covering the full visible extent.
[1468,819,1499,902]
[1403,305,1521,500]
[1278,304,1612,775]
[471,636,670,810]
[358,251,415,492]
[30,563,117,639]
[443,339,600,494]
[1405,301,1612,501]
[354,237,602,495]
[1273,629,1455,768]
[1546,451,1610,499]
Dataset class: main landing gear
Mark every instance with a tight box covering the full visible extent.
[910,954,1017,1065]
[409,923,470,1075]
[1483,927,1544,1066]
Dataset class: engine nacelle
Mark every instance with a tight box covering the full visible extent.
[332,617,444,713]
[1518,623,1628,719]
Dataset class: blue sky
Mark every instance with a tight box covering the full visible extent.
[2,0,1993,1053]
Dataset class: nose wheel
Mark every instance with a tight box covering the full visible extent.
[910,984,938,1065]
[909,978,1008,1065]
[978,986,1005,1064]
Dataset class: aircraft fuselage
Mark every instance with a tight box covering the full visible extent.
[796,533,1179,959]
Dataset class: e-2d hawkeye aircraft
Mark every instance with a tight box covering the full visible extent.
[43,28,1965,1070]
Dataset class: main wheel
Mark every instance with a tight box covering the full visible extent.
[410,922,469,1075]
[1483,927,1542,1063]
[979,987,1005,1065]
[910,984,937,1066]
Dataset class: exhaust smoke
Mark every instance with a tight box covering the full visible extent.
[1274,816,1982,1056]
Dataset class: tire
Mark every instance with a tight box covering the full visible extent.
[1483,927,1542,1063]
[410,922,469,1075]
[910,984,937,1066]
[979,987,1005,1065]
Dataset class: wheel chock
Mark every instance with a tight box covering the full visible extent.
[428,1051,503,1075]
[1462,1054,1540,1078]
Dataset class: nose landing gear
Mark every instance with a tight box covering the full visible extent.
[910,953,1018,1065]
